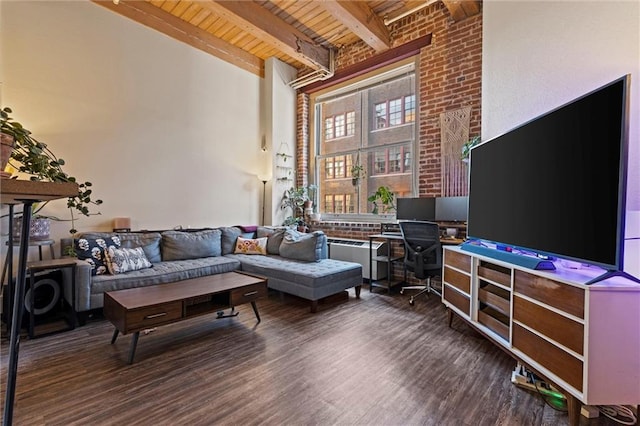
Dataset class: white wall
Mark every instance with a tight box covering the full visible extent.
[482,1,640,276]
[1,1,266,251]
[264,57,298,226]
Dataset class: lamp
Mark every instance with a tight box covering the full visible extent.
[113,217,131,232]
[257,175,270,226]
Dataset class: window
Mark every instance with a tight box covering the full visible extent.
[324,111,356,140]
[313,63,416,217]
[374,95,415,131]
[325,117,334,140]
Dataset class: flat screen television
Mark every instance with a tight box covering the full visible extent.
[396,197,436,222]
[466,75,636,284]
[435,196,468,222]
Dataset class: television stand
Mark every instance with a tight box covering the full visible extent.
[585,269,640,285]
[441,245,640,426]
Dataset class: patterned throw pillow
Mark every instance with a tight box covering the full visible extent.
[74,236,121,275]
[234,237,268,255]
[104,246,153,275]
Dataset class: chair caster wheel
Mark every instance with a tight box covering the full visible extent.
[409,298,415,306]
[400,289,404,294]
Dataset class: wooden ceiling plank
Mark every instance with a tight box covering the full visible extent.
[461,1,481,17]
[319,1,390,52]
[442,0,467,22]
[92,0,263,76]
[203,1,330,71]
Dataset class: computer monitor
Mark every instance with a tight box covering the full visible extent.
[396,197,436,221]
[435,196,468,222]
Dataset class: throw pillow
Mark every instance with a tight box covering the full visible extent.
[220,226,242,255]
[278,230,325,262]
[257,227,286,255]
[234,237,268,255]
[161,229,222,261]
[104,246,153,275]
[74,236,121,275]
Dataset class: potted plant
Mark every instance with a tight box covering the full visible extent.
[350,163,365,186]
[280,186,308,226]
[1,106,103,234]
[368,186,396,214]
[461,135,481,162]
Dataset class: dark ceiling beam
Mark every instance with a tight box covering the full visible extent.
[92,0,264,77]
[319,1,391,52]
[203,1,331,71]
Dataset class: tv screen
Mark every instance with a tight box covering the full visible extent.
[396,197,436,221]
[467,75,629,271]
[435,196,468,222]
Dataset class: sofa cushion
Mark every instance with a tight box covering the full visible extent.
[234,237,268,255]
[228,254,362,301]
[118,233,162,263]
[161,229,221,261]
[279,230,325,262]
[90,257,241,298]
[105,246,153,274]
[220,227,242,255]
[74,236,121,275]
[257,227,286,255]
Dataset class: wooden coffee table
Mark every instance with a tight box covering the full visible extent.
[104,271,267,364]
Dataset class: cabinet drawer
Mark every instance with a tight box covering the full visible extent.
[230,283,267,306]
[445,250,471,273]
[478,263,511,288]
[443,284,470,317]
[443,266,470,294]
[514,270,584,319]
[513,295,584,355]
[478,285,510,317]
[512,323,583,391]
[126,301,183,332]
[478,307,509,341]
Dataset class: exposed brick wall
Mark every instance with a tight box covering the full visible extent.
[296,92,310,188]
[297,3,482,241]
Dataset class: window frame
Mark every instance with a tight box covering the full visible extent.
[308,58,419,222]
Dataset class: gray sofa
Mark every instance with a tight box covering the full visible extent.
[60,226,362,318]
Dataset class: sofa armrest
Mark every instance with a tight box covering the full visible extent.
[60,258,93,312]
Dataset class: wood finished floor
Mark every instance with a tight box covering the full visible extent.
[0,286,625,425]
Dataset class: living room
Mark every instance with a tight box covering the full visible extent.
[1,1,639,425]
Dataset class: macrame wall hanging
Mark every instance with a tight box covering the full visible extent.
[440,106,471,196]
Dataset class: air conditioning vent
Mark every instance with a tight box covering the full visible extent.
[327,238,387,280]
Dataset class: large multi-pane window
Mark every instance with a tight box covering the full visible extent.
[313,62,416,216]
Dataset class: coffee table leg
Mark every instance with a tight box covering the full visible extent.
[128,332,140,364]
[251,301,261,323]
[111,328,119,344]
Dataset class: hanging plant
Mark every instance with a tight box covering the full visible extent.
[1,106,103,234]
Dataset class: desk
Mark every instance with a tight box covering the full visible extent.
[368,233,465,292]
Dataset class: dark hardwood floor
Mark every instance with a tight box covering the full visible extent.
[0,285,627,425]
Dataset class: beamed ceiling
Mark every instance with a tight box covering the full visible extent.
[93,0,481,78]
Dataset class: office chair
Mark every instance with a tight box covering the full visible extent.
[399,220,443,305]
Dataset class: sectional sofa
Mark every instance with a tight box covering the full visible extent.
[60,226,362,319]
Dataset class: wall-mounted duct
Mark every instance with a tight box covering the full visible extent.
[289,49,335,90]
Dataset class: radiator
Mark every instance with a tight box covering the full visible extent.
[327,238,387,280]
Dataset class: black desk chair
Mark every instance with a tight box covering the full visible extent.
[399,220,443,305]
